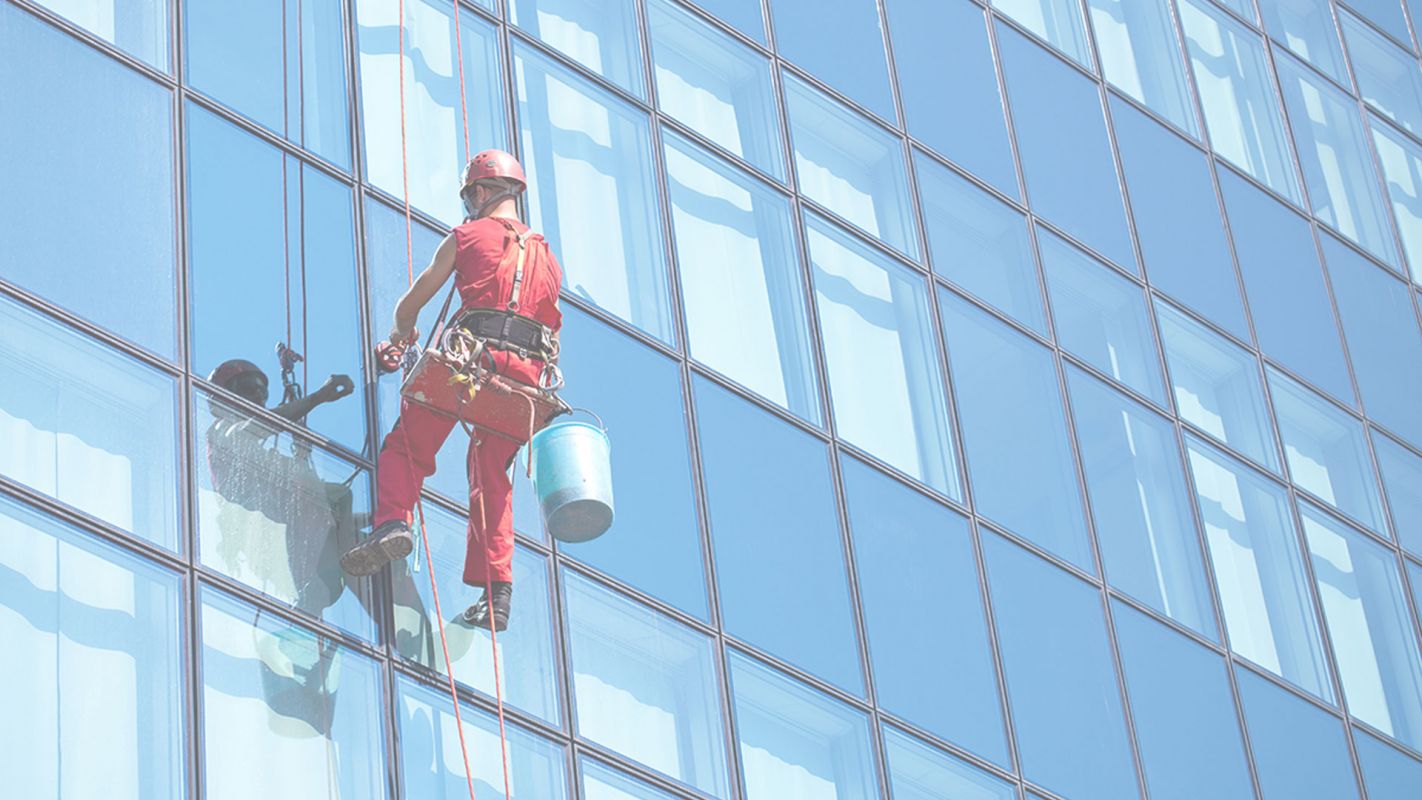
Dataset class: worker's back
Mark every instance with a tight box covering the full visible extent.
[451,216,563,335]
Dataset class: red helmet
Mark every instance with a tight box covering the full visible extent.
[209,359,266,390]
[461,149,526,193]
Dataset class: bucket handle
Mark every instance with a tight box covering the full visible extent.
[564,407,607,432]
[525,407,608,478]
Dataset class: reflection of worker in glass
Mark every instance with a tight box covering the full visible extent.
[342,150,564,634]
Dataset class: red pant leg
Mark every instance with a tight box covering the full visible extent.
[374,400,457,527]
[463,432,521,587]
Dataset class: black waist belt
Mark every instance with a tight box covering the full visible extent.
[451,308,556,362]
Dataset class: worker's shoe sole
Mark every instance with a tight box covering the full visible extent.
[461,583,512,632]
[339,521,414,577]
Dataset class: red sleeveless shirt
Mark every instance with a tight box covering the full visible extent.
[451,216,563,333]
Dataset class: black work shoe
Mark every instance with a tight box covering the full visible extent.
[462,582,513,632]
[339,520,414,576]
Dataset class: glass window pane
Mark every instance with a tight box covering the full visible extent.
[0,4,176,357]
[883,725,1015,800]
[915,152,1044,334]
[842,456,1008,765]
[0,497,183,799]
[29,0,168,69]
[1259,0,1349,83]
[942,290,1093,570]
[648,0,783,179]
[993,0,1092,66]
[1341,10,1422,137]
[1374,432,1422,556]
[1302,504,1422,749]
[356,0,506,226]
[695,377,863,694]
[1087,0,1200,135]
[197,391,377,641]
[510,0,643,97]
[807,216,958,493]
[531,309,705,616]
[581,758,679,800]
[1067,368,1218,638]
[199,588,386,799]
[188,107,367,450]
[187,0,350,167]
[516,42,675,342]
[982,534,1138,800]
[1321,232,1422,453]
[398,675,569,799]
[1157,301,1280,470]
[1370,118,1422,284]
[1270,372,1389,533]
[664,134,820,423]
[769,0,896,121]
[1235,665,1362,800]
[1110,96,1250,340]
[1180,0,1303,204]
[564,570,729,796]
[998,25,1138,272]
[1042,231,1166,404]
[1276,51,1399,266]
[728,652,878,800]
[1186,438,1334,699]
[0,298,180,550]
[1341,0,1412,42]
[1356,726,1422,800]
[885,0,1018,197]
[689,0,763,43]
[785,77,918,257]
[1112,602,1255,800]
[390,504,560,725]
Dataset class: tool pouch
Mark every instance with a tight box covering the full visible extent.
[400,348,569,444]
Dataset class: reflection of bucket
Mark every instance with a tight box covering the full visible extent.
[529,411,614,543]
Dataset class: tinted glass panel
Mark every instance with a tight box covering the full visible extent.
[696,377,862,694]
[1302,505,1422,749]
[1342,0,1412,41]
[200,588,385,799]
[1341,10,1422,137]
[1157,301,1280,470]
[398,676,569,799]
[943,290,1091,569]
[994,0,1092,66]
[998,25,1137,272]
[916,152,1043,334]
[1113,602,1255,800]
[664,134,819,423]
[390,504,560,725]
[1259,0,1348,83]
[648,0,782,179]
[542,309,706,617]
[188,107,366,449]
[510,0,643,97]
[356,0,506,226]
[842,456,1008,765]
[581,758,679,800]
[1042,231,1166,404]
[769,0,895,121]
[0,5,176,357]
[1180,0,1303,203]
[564,570,729,796]
[516,43,675,342]
[1374,433,1422,556]
[1087,0,1199,134]
[883,726,1015,800]
[0,298,179,550]
[1186,438,1334,699]
[807,215,957,494]
[0,497,183,799]
[689,0,762,42]
[728,652,878,800]
[1371,119,1422,284]
[1277,52,1399,266]
[1270,372,1388,533]
[983,534,1138,800]
[187,0,350,167]
[1068,368,1218,638]
[1356,727,1422,800]
[1110,96,1249,340]
[1235,666,1361,800]
[30,0,168,68]
[785,77,918,257]
[885,0,1017,196]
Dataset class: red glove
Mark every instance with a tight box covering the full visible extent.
[374,341,404,374]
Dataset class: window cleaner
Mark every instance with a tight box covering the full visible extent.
[341,149,566,633]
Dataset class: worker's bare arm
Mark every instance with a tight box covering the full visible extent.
[391,233,458,340]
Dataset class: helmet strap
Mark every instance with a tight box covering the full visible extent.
[463,180,522,220]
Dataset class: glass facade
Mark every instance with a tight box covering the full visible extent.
[7,0,1422,797]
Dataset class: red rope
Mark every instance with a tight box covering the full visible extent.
[396,3,478,797]
[451,0,471,160]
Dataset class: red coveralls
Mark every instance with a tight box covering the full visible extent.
[373,216,563,587]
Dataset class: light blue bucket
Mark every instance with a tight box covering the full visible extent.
[529,410,614,543]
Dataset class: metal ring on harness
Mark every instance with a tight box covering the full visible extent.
[539,363,564,392]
